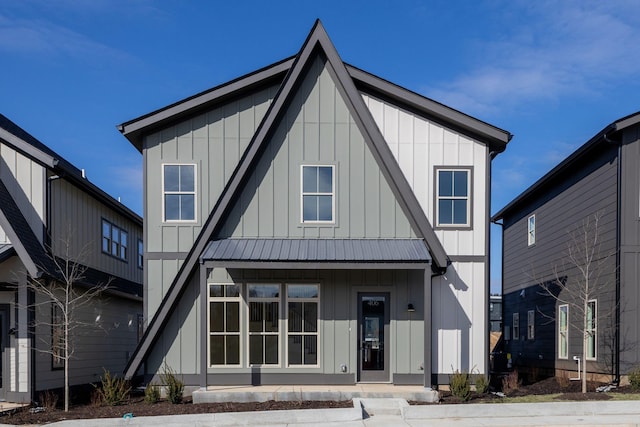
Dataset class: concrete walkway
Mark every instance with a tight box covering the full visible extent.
[4,398,640,426]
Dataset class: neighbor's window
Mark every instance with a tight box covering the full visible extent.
[527,310,535,340]
[287,284,319,366]
[209,283,241,366]
[528,214,536,246]
[437,169,470,227]
[512,312,519,340]
[52,305,64,369]
[559,304,569,359]
[102,219,128,261]
[163,164,196,221]
[248,284,280,366]
[587,300,597,360]
[137,239,144,269]
[301,165,334,223]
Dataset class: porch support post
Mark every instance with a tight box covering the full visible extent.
[199,264,208,389]
[423,268,432,389]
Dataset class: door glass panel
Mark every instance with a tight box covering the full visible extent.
[361,296,385,371]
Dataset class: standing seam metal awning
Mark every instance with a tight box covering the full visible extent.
[200,239,432,263]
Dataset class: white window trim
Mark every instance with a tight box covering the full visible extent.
[512,312,519,341]
[559,304,569,359]
[587,299,597,360]
[162,163,197,223]
[528,214,536,246]
[527,310,535,340]
[208,283,242,368]
[436,168,471,228]
[247,284,281,367]
[300,165,335,224]
[286,283,320,368]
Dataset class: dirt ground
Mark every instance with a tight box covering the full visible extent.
[1,378,636,425]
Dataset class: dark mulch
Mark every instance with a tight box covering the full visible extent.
[0,397,353,425]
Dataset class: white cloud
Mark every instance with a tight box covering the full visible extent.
[424,1,640,116]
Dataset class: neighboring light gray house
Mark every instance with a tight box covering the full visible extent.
[0,114,143,403]
[120,21,511,388]
[493,112,640,384]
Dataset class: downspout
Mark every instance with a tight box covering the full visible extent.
[427,267,447,388]
[604,132,621,384]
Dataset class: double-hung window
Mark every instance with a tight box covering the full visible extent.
[527,310,535,340]
[248,284,280,366]
[287,284,319,366]
[137,239,144,269]
[436,169,470,227]
[209,283,241,366]
[102,219,127,261]
[512,312,520,340]
[528,214,536,246]
[301,165,334,223]
[163,164,196,221]
[558,304,569,359]
[587,300,597,360]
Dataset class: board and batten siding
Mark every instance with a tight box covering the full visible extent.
[218,56,415,239]
[362,95,488,257]
[0,142,46,244]
[49,178,143,284]
[145,267,425,382]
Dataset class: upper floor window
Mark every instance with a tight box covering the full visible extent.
[528,214,536,246]
[436,169,470,227]
[102,219,127,261]
[163,164,196,222]
[301,165,334,223]
[137,239,144,269]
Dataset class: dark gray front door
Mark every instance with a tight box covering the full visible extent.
[358,293,390,382]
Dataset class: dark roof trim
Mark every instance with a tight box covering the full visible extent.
[118,57,295,152]
[205,261,430,270]
[0,244,15,264]
[493,111,640,221]
[124,19,450,378]
[346,65,512,153]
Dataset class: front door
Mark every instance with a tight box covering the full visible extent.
[357,293,390,382]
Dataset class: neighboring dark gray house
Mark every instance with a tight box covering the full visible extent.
[489,295,502,333]
[120,21,511,390]
[0,114,143,402]
[493,112,640,384]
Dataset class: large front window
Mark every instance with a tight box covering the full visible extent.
[163,164,196,221]
[559,304,569,359]
[436,169,470,227]
[209,283,241,366]
[248,284,280,366]
[287,284,319,366]
[301,165,334,223]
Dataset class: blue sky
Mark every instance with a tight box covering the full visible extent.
[2,1,640,294]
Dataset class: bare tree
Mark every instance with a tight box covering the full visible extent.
[26,236,110,412]
[537,212,616,393]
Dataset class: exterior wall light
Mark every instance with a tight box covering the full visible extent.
[407,303,415,312]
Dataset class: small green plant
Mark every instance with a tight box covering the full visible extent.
[95,369,131,406]
[629,365,640,391]
[474,373,489,394]
[160,363,184,404]
[449,369,471,401]
[144,382,161,404]
[502,369,521,395]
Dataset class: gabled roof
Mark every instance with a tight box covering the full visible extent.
[0,114,142,226]
[124,20,463,378]
[493,111,640,221]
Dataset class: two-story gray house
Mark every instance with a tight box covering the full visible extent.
[120,21,511,390]
[0,113,143,403]
[493,112,640,384]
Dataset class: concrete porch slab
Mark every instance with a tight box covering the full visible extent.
[193,384,438,404]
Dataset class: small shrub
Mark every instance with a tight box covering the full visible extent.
[502,369,521,394]
[161,363,184,404]
[95,369,131,406]
[629,365,640,391]
[474,373,489,394]
[449,369,471,401]
[39,390,58,410]
[144,383,161,404]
